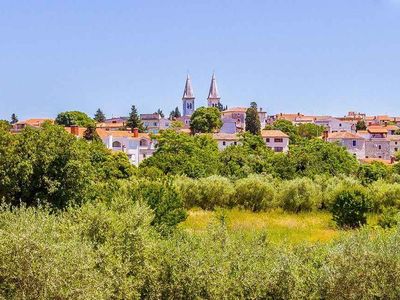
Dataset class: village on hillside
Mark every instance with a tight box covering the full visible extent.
[8,74,400,166]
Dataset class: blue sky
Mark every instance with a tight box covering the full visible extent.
[1,0,400,120]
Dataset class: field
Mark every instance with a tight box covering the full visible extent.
[181,208,379,245]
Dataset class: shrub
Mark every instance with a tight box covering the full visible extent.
[368,180,400,212]
[378,207,400,229]
[173,176,201,208]
[277,177,322,212]
[320,176,362,210]
[196,176,235,210]
[233,175,277,211]
[331,186,370,228]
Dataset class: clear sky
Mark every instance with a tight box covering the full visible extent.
[1,0,400,120]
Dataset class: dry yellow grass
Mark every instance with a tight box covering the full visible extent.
[180,208,341,245]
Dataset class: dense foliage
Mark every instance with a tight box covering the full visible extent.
[189,106,222,133]
[2,202,400,299]
[126,105,145,132]
[55,111,94,127]
[245,102,261,135]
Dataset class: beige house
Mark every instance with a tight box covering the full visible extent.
[261,130,289,153]
[327,132,365,159]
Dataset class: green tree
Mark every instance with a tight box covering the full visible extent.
[219,133,274,178]
[10,113,18,124]
[356,120,367,131]
[169,107,181,119]
[94,108,106,123]
[331,186,370,228]
[357,161,391,185]
[83,124,101,142]
[245,103,261,135]
[126,105,145,132]
[297,123,324,139]
[155,108,164,118]
[141,130,220,178]
[290,139,358,177]
[190,107,222,134]
[266,119,300,144]
[55,111,94,127]
[0,120,10,130]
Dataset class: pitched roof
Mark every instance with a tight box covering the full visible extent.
[140,113,160,120]
[327,132,365,140]
[368,126,389,134]
[360,158,393,165]
[261,130,289,138]
[16,118,54,126]
[213,133,239,140]
[182,74,195,99]
[207,73,220,99]
[222,107,247,113]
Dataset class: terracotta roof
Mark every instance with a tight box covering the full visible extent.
[65,127,151,140]
[261,130,289,138]
[213,133,239,140]
[388,135,400,141]
[368,126,389,134]
[97,122,125,129]
[16,118,54,126]
[276,113,303,121]
[386,125,399,131]
[327,132,365,140]
[222,107,247,113]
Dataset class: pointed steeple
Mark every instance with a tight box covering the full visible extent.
[207,72,220,100]
[182,74,195,99]
[182,74,195,116]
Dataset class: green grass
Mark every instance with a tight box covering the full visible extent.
[181,208,372,245]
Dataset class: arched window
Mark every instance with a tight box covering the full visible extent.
[112,141,121,148]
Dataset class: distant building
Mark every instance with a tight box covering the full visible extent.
[207,73,221,108]
[182,74,195,116]
[11,118,54,132]
[261,130,289,152]
[327,132,366,159]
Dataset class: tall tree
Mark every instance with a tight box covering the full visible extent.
[190,107,222,134]
[356,120,367,131]
[55,111,94,127]
[245,103,261,135]
[10,113,18,124]
[83,124,101,142]
[94,109,106,123]
[126,105,144,132]
[169,107,181,120]
[155,109,164,118]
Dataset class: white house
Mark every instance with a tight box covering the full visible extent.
[327,132,366,159]
[261,130,289,152]
[315,117,355,133]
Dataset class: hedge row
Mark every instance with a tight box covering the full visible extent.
[174,175,400,213]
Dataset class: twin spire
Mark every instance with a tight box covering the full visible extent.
[182,73,221,116]
[182,73,221,101]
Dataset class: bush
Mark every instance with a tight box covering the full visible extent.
[368,180,400,212]
[196,176,235,210]
[173,176,201,209]
[233,175,277,211]
[277,177,322,212]
[331,186,370,228]
[378,207,400,229]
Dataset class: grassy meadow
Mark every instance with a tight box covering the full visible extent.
[181,208,379,245]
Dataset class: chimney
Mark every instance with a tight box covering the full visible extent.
[133,127,139,138]
[71,125,79,136]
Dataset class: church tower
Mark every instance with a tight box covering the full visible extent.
[207,73,221,108]
[182,74,195,116]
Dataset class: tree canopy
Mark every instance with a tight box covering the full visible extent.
[141,130,220,178]
[94,108,106,123]
[55,111,94,127]
[126,105,145,132]
[190,107,222,134]
[245,103,261,135]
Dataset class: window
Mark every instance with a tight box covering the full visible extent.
[234,141,237,145]
[265,138,270,143]
[222,141,226,146]
[339,123,342,127]
[378,145,382,150]
[396,142,398,145]
[274,138,283,143]
[352,140,356,146]
[112,141,121,148]
[143,154,146,159]
[140,139,147,147]
[379,156,382,158]
[274,147,284,152]
[395,148,399,152]
[153,122,158,126]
